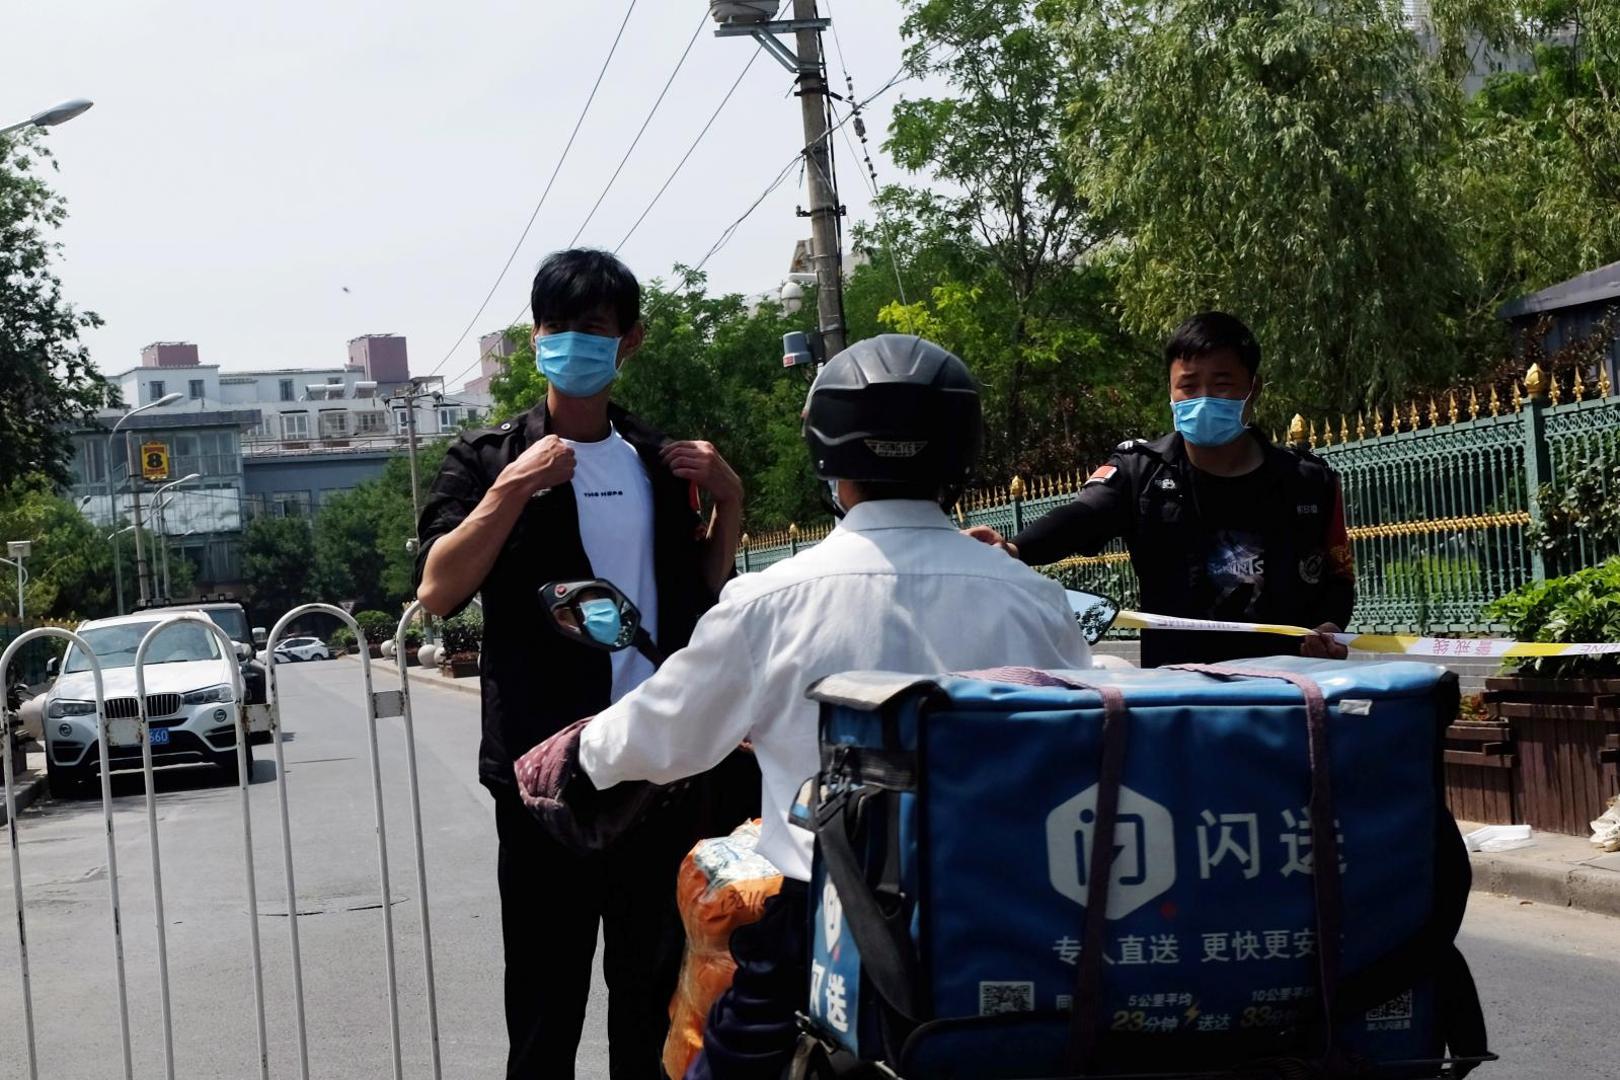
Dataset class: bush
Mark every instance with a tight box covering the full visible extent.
[441,607,484,659]
[353,610,396,647]
[1483,558,1620,678]
[402,626,424,649]
[330,627,357,652]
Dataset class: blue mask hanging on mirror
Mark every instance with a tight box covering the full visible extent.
[580,598,624,646]
[537,331,621,398]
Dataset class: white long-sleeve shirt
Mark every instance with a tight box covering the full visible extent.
[578,499,1092,881]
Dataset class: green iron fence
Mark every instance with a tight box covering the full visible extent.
[734,365,1619,634]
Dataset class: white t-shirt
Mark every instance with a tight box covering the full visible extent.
[563,426,658,702]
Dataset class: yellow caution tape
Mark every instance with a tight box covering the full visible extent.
[1108,608,1620,659]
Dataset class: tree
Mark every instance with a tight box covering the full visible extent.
[0,480,185,620]
[241,515,316,621]
[0,130,115,491]
[1049,0,1470,414]
[1440,1,1620,348]
[308,440,447,611]
[868,0,1158,477]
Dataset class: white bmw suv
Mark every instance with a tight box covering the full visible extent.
[43,612,252,795]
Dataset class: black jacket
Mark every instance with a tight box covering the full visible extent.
[1012,431,1355,668]
[414,402,719,791]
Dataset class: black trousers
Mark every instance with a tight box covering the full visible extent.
[493,790,691,1080]
[687,879,810,1080]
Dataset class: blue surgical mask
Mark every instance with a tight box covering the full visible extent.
[536,331,621,398]
[1171,393,1250,448]
[580,598,623,646]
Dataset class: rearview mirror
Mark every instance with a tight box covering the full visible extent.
[1065,590,1121,647]
[541,579,644,653]
[234,642,253,661]
[45,657,59,680]
[252,627,267,647]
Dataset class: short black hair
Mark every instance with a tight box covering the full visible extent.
[1165,311,1261,375]
[530,249,641,335]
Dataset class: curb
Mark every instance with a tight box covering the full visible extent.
[402,664,481,699]
[1470,850,1620,919]
[0,769,49,828]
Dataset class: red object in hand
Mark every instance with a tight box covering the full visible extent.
[515,717,590,811]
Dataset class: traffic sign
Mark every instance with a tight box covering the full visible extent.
[140,441,171,482]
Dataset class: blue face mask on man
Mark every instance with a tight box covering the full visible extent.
[1171,387,1253,448]
[579,597,624,646]
[536,331,621,398]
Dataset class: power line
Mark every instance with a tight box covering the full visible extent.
[614,49,762,254]
[568,11,708,249]
[426,0,641,378]
[442,38,929,393]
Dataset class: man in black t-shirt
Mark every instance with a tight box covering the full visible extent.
[969,312,1355,667]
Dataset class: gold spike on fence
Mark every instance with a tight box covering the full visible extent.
[1447,392,1459,425]
[1489,385,1501,417]
[1372,409,1385,437]
[1408,401,1422,431]
[1525,363,1545,398]
[1512,381,1525,411]
[1602,368,1614,399]
[1320,419,1334,447]
[1339,415,1350,445]
[1549,369,1564,405]
[1468,388,1480,421]
[1574,367,1587,400]
[1356,412,1366,441]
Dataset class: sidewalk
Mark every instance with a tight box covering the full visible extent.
[1,748,49,828]
[1458,820,1620,919]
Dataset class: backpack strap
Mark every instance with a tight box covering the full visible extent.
[1172,665,1342,1048]
[960,669,1133,1074]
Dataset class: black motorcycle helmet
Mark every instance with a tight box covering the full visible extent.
[802,334,983,507]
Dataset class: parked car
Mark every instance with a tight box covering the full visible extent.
[143,600,272,744]
[273,636,331,663]
[42,612,252,795]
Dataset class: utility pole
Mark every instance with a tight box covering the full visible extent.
[389,378,441,642]
[127,430,150,605]
[714,1,846,361]
[792,0,846,359]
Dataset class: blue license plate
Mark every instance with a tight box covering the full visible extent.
[149,727,171,747]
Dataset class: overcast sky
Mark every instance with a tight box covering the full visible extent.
[7,1,925,389]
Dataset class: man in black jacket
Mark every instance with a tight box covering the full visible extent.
[415,249,744,1078]
[969,312,1355,668]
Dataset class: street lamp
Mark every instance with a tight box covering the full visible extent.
[151,473,201,603]
[106,391,183,613]
[0,98,94,138]
[6,541,31,621]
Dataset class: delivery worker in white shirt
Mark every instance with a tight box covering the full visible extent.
[517,334,1092,1080]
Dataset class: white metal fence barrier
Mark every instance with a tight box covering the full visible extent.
[0,600,474,1079]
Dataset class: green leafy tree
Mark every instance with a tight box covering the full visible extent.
[870,0,1158,477]
[1049,0,1469,414]
[241,515,316,620]
[0,131,115,490]
[0,479,188,620]
[1438,1,1620,347]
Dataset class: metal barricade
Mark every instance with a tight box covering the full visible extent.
[132,613,259,1080]
[0,628,134,1080]
[2,603,463,1078]
[265,604,444,1080]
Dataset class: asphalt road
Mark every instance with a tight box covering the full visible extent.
[0,659,603,1079]
[1,660,1617,1078]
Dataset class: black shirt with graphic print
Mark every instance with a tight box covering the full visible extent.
[1011,431,1356,668]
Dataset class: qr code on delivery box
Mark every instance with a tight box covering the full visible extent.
[979,981,1036,1015]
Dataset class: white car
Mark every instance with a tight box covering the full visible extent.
[273,636,331,663]
[43,613,252,795]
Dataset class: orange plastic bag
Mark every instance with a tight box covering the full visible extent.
[663,820,783,1080]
